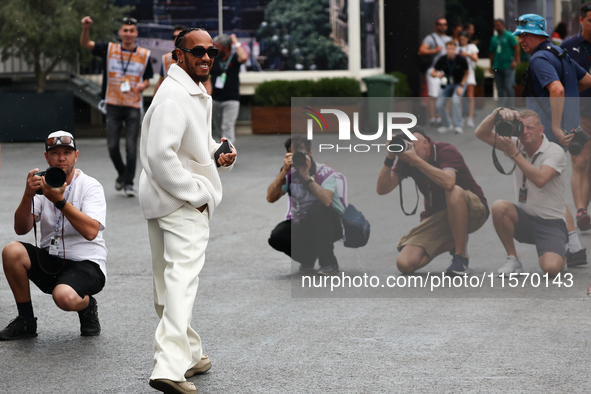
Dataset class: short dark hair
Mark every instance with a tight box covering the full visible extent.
[582,2,591,18]
[286,136,311,153]
[446,40,457,47]
[411,127,427,139]
[494,18,506,26]
[172,28,206,61]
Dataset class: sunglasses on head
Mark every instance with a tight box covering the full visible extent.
[46,136,75,149]
[515,19,544,29]
[178,46,219,58]
[123,17,137,25]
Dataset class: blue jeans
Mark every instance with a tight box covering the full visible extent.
[494,69,515,109]
[106,104,141,186]
[436,84,464,128]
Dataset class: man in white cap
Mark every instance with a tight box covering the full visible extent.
[0,131,107,340]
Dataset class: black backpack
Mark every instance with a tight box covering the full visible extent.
[342,204,371,248]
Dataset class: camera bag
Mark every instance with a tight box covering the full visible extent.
[418,33,437,73]
[342,204,371,248]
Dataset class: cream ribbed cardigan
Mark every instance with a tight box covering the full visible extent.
[139,64,232,220]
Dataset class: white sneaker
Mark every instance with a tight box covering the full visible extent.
[498,256,523,277]
[437,126,452,134]
[454,127,463,134]
[466,118,475,127]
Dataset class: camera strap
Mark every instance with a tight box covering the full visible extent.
[492,132,519,175]
[398,177,419,216]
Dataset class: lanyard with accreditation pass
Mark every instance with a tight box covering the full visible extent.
[215,53,233,89]
[49,172,77,255]
[120,46,134,92]
[518,152,541,203]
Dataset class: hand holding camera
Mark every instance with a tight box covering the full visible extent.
[495,108,523,137]
[557,126,589,155]
[282,152,293,174]
[292,151,313,178]
[27,167,67,200]
[389,135,417,164]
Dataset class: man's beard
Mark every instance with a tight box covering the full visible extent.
[193,73,210,83]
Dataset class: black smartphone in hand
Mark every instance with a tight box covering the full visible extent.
[214,140,232,167]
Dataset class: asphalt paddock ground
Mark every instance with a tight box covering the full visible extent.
[1,116,591,393]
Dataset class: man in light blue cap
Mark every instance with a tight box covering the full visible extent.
[513,13,591,267]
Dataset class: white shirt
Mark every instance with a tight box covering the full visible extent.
[459,43,479,71]
[32,169,108,278]
[507,135,567,221]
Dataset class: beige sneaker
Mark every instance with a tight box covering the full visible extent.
[185,354,212,378]
[149,379,197,393]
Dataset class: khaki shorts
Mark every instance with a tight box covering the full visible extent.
[397,189,488,259]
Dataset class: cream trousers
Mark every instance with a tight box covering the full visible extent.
[148,202,210,381]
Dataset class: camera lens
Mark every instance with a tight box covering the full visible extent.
[496,121,514,137]
[390,135,410,152]
[292,151,307,167]
[44,167,66,188]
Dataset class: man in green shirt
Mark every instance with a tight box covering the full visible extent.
[489,19,520,108]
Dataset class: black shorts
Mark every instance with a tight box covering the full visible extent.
[512,205,568,257]
[22,242,105,298]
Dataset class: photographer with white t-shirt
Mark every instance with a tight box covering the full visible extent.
[0,131,107,341]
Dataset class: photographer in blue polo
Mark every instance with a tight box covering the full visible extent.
[515,13,591,267]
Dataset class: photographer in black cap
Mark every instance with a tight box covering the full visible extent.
[377,128,489,276]
[0,131,107,340]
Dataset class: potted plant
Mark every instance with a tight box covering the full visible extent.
[252,77,361,134]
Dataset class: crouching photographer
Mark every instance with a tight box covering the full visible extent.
[475,108,570,276]
[267,136,345,276]
[0,131,107,340]
[376,128,489,276]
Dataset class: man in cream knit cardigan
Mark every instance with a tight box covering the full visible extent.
[139,28,236,394]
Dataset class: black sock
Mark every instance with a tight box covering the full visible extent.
[79,296,94,313]
[17,301,35,321]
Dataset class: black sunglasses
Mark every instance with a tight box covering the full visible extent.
[178,46,219,58]
[123,17,137,25]
[515,18,544,29]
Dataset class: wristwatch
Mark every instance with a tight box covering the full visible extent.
[55,199,67,210]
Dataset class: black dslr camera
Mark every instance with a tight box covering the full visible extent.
[389,134,412,153]
[34,167,66,195]
[566,126,590,156]
[292,151,313,167]
[495,112,524,138]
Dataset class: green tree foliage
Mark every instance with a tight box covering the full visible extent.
[0,0,132,92]
[257,0,347,71]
